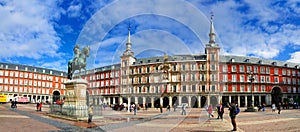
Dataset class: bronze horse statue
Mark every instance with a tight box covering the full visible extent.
[67,46,90,79]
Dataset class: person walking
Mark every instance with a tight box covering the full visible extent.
[181,104,186,115]
[39,102,43,111]
[277,103,281,114]
[173,104,177,112]
[227,102,237,131]
[167,104,171,112]
[208,105,214,118]
[36,102,40,111]
[272,103,276,112]
[133,103,137,115]
[160,104,163,113]
[88,105,93,124]
[217,103,224,120]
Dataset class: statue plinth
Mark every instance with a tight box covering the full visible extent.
[62,79,89,120]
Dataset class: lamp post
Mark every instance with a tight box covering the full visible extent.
[246,71,258,112]
[249,72,255,107]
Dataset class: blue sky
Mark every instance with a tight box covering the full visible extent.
[0,0,300,71]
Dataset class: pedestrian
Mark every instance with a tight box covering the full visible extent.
[217,103,224,120]
[160,104,163,113]
[262,103,265,112]
[272,103,276,112]
[36,102,40,111]
[167,104,171,112]
[227,102,237,131]
[145,103,148,111]
[277,103,281,114]
[133,103,137,115]
[181,104,186,115]
[208,105,214,118]
[39,102,43,111]
[173,104,177,112]
[88,105,93,123]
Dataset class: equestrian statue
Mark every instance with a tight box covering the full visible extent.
[67,44,90,80]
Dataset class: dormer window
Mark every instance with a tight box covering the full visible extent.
[245,59,250,63]
[231,58,235,62]
[272,62,277,66]
[156,59,159,62]
[258,60,262,64]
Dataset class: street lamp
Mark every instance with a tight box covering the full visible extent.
[249,72,255,107]
[246,71,258,112]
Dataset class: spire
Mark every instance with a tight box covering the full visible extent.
[124,24,134,56]
[126,24,132,51]
[209,12,216,44]
[127,25,131,43]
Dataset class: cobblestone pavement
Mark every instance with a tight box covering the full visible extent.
[1,104,300,132]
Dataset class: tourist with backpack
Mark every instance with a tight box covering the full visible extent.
[227,102,238,131]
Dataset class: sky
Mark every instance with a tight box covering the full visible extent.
[0,0,300,72]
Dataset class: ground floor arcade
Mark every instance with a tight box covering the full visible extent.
[90,93,300,108]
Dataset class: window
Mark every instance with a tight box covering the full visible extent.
[282,69,286,75]
[182,85,186,92]
[173,85,177,92]
[260,76,265,83]
[191,64,196,71]
[211,64,216,71]
[232,65,236,72]
[266,76,270,83]
[266,67,270,74]
[260,67,265,73]
[211,85,215,92]
[191,74,195,81]
[202,85,205,92]
[254,66,258,73]
[182,64,186,71]
[283,77,286,84]
[155,86,159,93]
[240,85,244,92]
[261,85,265,92]
[293,87,296,93]
[173,65,177,71]
[223,65,228,72]
[232,75,236,82]
[223,85,228,92]
[247,85,251,92]
[139,87,141,93]
[240,75,244,82]
[223,75,228,82]
[182,75,186,82]
[232,85,236,92]
[239,65,244,72]
[275,77,279,83]
[274,68,278,75]
[192,85,196,92]
[247,66,251,73]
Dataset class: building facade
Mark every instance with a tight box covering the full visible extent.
[85,16,300,108]
[0,62,67,103]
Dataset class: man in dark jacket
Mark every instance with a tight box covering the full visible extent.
[217,103,225,120]
[227,102,237,131]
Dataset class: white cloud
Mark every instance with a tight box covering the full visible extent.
[0,0,63,59]
[67,3,82,18]
[288,52,300,63]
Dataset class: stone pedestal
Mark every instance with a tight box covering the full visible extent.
[62,79,89,120]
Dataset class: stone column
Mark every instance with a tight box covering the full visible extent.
[245,97,248,107]
[229,95,231,103]
[113,97,116,104]
[151,97,154,108]
[259,95,261,105]
[160,97,163,107]
[179,96,182,105]
[198,96,201,108]
[127,97,131,112]
[188,96,191,107]
[238,95,240,106]
[169,96,172,106]
[143,97,146,107]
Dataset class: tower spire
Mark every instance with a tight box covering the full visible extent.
[126,24,132,51]
[127,24,131,44]
[209,12,216,44]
